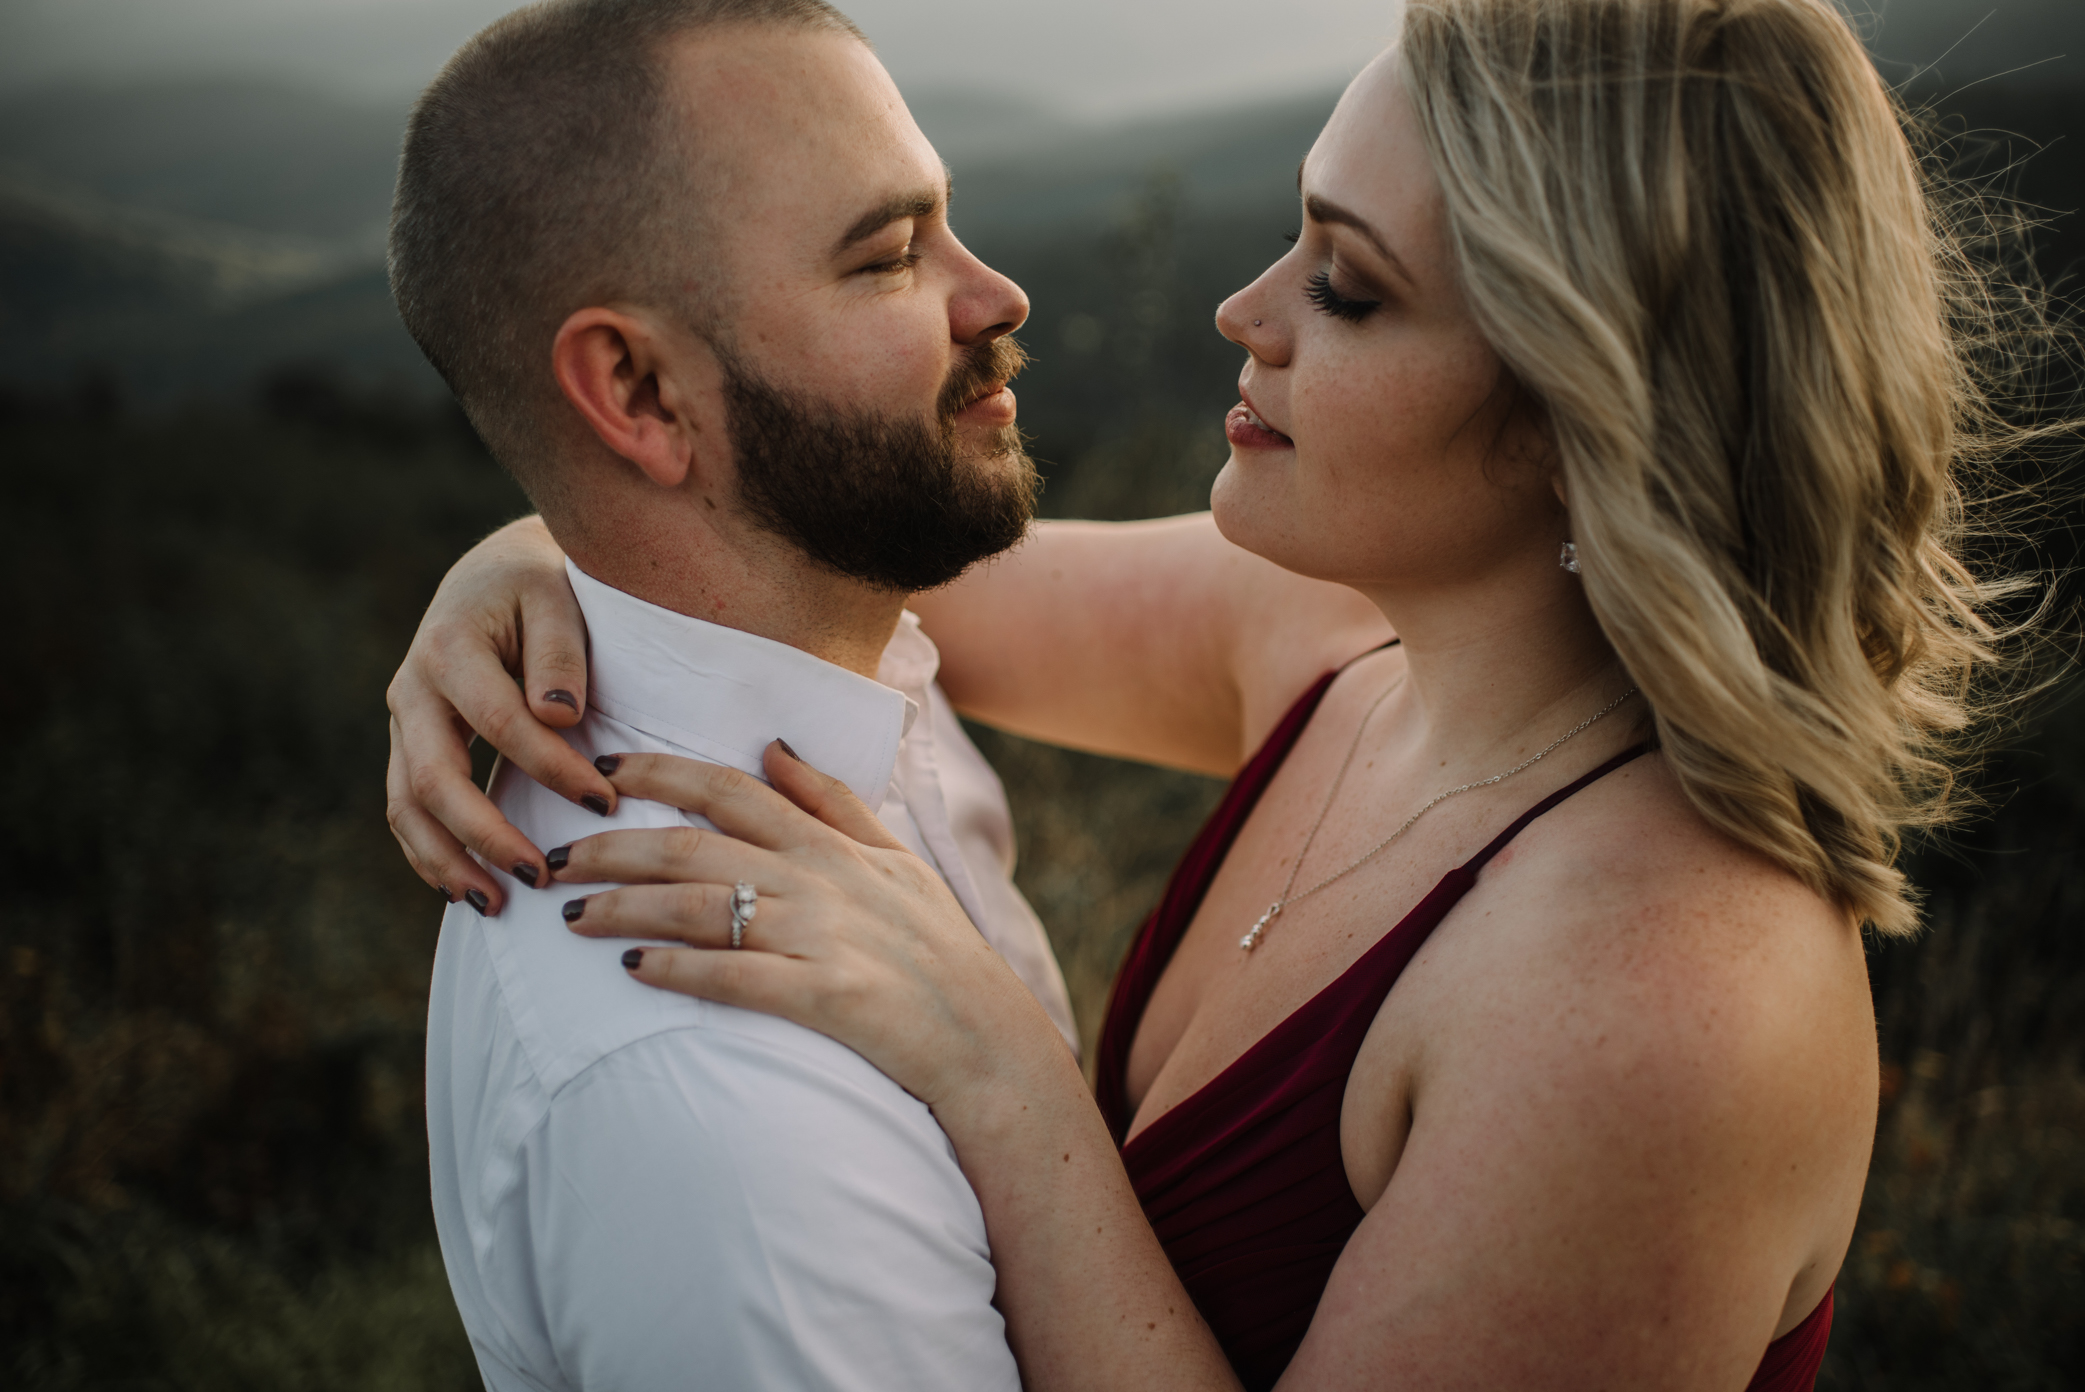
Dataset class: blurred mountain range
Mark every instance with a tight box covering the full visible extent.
[0,80,1334,406]
[2,59,2082,413]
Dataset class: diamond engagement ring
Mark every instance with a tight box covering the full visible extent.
[729,882,758,950]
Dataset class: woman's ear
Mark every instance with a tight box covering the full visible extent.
[551,308,718,490]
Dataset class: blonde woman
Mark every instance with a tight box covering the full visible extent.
[387,0,2033,1384]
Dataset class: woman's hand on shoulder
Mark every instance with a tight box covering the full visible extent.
[555,743,1064,1109]
[386,516,616,913]
[557,744,1241,1392]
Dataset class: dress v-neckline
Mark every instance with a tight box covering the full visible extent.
[1118,739,1655,1156]
[1121,852,1479,1153]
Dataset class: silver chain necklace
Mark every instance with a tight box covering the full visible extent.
[1239,681,1639,951]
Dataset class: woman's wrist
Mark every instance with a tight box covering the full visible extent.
[929,994,1241,1392]
[934,1013,1089,1151]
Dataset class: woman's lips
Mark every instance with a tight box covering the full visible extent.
[1225,402,1293,450]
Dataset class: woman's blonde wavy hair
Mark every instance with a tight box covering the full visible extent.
[1400,0,2062,934]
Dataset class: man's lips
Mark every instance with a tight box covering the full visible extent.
[954,383,1016,424]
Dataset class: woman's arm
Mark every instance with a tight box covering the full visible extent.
[914,515,1388,775]
[384,515,613,912]
[552,747,1243,1391]
[556,749,1869,1392]
[384,513,1387,903]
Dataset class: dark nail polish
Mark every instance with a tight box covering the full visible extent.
[776,738,802,762]
[512,863,540,888]
[544,689,579,712]
[437,883,452,902]
[622,948,644,971]
[562,898,587,923]
[465,889,490,916]
[581,794,611,817]
[594,754,623,776]
[546,845,571,872]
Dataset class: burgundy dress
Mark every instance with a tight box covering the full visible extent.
[1095,668,1834,1391]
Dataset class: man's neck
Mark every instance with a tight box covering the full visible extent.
[557,504,907,681]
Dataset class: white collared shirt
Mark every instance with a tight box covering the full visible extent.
[426,562,1071,1392]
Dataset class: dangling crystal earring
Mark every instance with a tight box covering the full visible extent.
[1559,541,1581,574]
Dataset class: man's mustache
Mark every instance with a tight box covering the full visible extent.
[937,336,1030,423]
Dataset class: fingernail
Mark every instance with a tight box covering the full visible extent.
[465,889,490,916]
[594,755,622,776]
[581,793,610,817]
[562,898,587,923]
[437,883,452,903]
[512,863,540,888]
[776,738,802,762]
[546,845,571,872]
[622,948,644,970]
[544,689,579,712]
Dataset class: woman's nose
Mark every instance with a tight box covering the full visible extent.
[1217,276,1286,364]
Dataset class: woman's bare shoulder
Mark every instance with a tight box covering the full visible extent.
[1427,750,1874,1136]
[1495,750,1851,952]
[1337,754,1875,1378]
[1440,752,1878,1185]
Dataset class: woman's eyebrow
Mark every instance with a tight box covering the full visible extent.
[1302,191,1416,289]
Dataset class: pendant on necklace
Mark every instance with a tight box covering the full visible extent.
[1240,902,1282,952]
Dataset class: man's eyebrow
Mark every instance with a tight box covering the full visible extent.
[832,181,949,258]
[1302,189,1416,289]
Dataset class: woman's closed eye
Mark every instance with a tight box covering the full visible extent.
[1304,269,1380,323]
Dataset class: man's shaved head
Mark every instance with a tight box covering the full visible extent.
[388,0,863,487]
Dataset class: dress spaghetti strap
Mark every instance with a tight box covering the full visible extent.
[1095,665,1828,1390]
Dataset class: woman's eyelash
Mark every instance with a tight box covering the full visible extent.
[1284,229,1301,244]
[1304,269,1379,323]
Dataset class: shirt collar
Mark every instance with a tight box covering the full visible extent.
[876,610,943,716]
[567,558,908,809]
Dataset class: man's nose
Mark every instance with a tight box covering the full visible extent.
[950,241,1029,344]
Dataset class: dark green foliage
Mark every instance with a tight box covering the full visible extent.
[1824,725,2085,1389]
[1,386,523,1389]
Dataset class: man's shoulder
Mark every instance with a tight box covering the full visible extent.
[432,724,928,1118]
[427,753,1010,1392]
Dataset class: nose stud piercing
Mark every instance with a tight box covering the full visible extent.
[1254,319,1263,326]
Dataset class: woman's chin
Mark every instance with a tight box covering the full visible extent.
[1211,459,1309,575]
[1208,457,1252,542]
[1211,457,1385,591]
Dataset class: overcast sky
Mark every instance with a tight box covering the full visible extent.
[1,0,2076,118]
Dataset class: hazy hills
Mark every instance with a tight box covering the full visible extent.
[6,0,2081,116]
[0,79,1328,408]
[0,81,405,246]
[2,67,2080,421]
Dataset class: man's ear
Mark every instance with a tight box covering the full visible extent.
[551,307,716,489]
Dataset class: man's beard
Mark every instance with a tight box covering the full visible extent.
[720,336,1039,593]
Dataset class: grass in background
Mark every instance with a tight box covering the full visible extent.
[1,384,514,1389]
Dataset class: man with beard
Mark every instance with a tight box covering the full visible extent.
[387,2,1072,1387]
